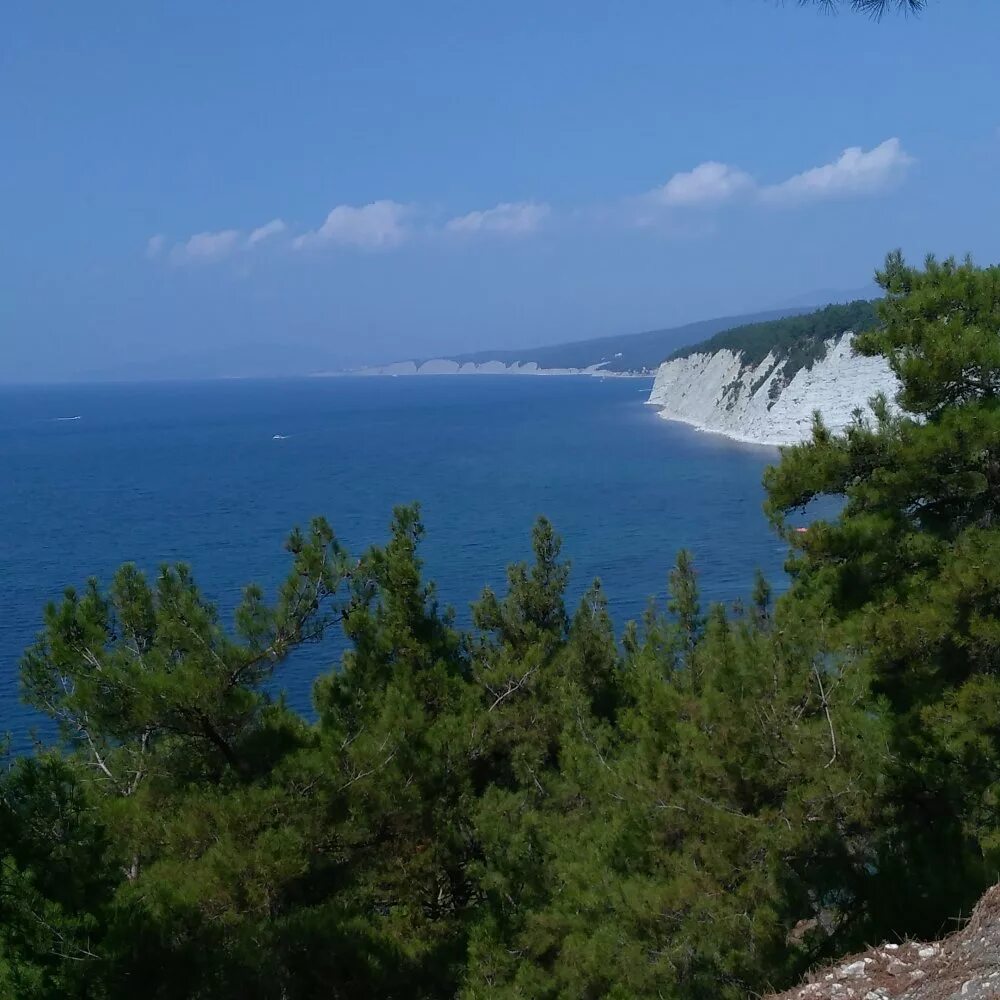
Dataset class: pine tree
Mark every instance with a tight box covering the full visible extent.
[308,504,477,997]
[764,251,1000,939]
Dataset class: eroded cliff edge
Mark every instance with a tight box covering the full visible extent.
[647,323,898,447]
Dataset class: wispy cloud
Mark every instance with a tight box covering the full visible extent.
[247,218,287,246]
[171,229,242,264]
[151,137,914,264]
[759,138,914,205]
[158,218,290,264]
[293,200,411,251]
[445,201,550,236]
[651,163,754,208]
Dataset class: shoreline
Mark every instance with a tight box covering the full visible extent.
[648,405,790,449]
[311,369,654,379]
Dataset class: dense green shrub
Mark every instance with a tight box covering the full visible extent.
[3,255,999,999]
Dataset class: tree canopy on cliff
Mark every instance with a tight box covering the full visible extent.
[3,251,1000,999]
[669,299,880,382]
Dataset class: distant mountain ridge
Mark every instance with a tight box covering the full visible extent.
[69,292,881,383]
[347,307,815,377]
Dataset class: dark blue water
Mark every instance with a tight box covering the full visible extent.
[1,376,787,749]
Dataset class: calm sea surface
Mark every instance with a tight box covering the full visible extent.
[1,376,789,750]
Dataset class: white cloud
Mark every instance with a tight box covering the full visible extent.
[636,138,913,224]
[293,200,410,251]
[152,139,914,263]
[161,218,290,264]
[760,138,913,205]
[445,201,550,236]
[652,162,754,207]
[171,229,242,263]
[247,218,287,246]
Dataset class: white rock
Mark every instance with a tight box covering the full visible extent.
[647,334,898,447]
[417,359,461,374]
[840,960,868,977]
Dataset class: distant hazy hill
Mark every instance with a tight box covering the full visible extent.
[405,307,814,375]
[75,297,876,383]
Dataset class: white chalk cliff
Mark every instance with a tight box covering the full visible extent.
[647,334,898,446]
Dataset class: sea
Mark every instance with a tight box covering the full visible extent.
[1,375,790,751]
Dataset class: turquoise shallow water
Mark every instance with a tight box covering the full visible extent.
[0,376,788,749]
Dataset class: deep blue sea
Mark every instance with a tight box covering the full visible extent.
[1,376,789,750]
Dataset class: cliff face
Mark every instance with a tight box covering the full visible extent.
[647,333,898,446]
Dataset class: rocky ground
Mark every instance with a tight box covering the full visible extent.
[768,886,1000,1000]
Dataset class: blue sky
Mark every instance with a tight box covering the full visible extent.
[3,0,999,380]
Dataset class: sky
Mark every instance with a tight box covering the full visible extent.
[3,0,999,381]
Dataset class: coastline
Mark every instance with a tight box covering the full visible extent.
[312,361,654,379]
[649,406,788,448]
[645,334,899,450]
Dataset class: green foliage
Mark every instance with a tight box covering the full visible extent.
[765,251,1000,938]
[5,251,1000,997]
[462,559,884,1000]
[0,753,114,999]
[670,299,879,387]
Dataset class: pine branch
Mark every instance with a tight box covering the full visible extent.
[798,0,925,17]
